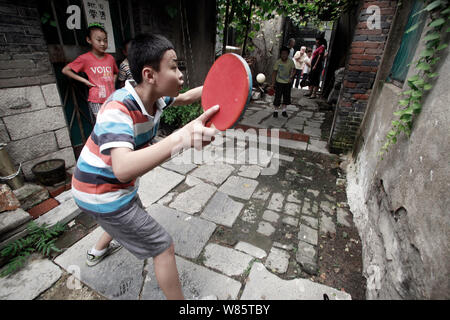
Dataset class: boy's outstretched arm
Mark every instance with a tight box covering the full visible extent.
[62,65,96,88]
[110,105,219,183]
[270,70,277,87]
[172,86,203,106]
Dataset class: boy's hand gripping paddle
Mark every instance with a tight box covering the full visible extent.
[201,53,252,131]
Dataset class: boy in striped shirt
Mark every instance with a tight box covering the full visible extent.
[71,33,219,300]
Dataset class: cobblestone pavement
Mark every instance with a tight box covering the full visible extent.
[0,89,365,300]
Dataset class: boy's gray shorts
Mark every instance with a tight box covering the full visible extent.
[88,196,173,260]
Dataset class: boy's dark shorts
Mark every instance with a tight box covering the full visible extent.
[273,82,292,106]
[87,196,173,260]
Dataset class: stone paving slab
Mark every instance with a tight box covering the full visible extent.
[169,182,217,214]
[304,126,322,138]
[238,165,262,179]
[265,247,290,274]
[241,262,351,300]
[257,221,275,236]
[161,158,197,175]
[142,255,242,300]
[260,115,288,128]
[54,227,145,300]
[190,163,235,185]
[298,224,318,246]
[138,167,185,208]
[147,204,216,259]
[36,198,81,227]
[278,139,308,151]
[240,199,264,224]
[0,255,62,300]
[337,208,351,227]
[284,202,301,216]
[218,176,258,200]
[55,189,74,203]
[203,243,253,277]
[300,215,319,229]
[296,240,318,275]
[252,186,271,201]
[262,210,279,223]
[282,216,299,227]
[234,242,267,259]
[267,193,284,212]
[287,190,302,204]
[242,110,272,125]
[201,191,244,227]
[0,208,31,234]
[320,212,336,235]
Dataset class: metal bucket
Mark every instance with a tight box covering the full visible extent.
[0,143,24,190]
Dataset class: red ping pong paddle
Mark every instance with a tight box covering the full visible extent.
[201,53,252,131]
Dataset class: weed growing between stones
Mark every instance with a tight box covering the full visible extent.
[0,221,66,277]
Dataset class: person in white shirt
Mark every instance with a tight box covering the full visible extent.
[293,46,306,89]
[300,48,312,89]
[287,38,295,59]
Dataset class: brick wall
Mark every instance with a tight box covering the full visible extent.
[329,0,398,154]
[0,0,55,88]
[0,0,76,181]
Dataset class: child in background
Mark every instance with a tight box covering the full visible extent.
[62,23,118,123]
[270,46,296,118]
[300,48,312,89]
[118,39,133,87]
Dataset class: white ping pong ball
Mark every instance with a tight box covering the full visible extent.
[256,73,266,84]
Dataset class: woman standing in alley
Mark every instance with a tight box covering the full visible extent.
[304,36,327,99]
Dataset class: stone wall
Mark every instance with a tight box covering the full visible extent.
[0,0,76,181]
[329,1,398,154]
[346,12,450,299]
[0,0,56,88]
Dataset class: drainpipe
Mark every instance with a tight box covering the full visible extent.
[0,143,24,190]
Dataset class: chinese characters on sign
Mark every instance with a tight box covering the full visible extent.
[83,0,116,53]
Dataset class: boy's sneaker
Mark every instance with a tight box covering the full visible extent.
[86,241,122,267]
[273,111,278,118]
[282,111,288,117]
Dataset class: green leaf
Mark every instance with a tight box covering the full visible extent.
[424,0,443,12]
[408,75,420,82]
[428,18,445,28]
[411,90,422,98]
[420,49,435,57]
[399,99,410,106]
[406,22,420,34]
[427,72,439,78]
[400,113,412,121]
[423,33,440,42]
[416,62,431,71]
[413,79,425,87]
[401,90,414,96]
[412,103,422,114]
[436,43,448,51]
[423,83,433,90]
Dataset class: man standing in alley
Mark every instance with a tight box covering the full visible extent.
[287,38,296,59]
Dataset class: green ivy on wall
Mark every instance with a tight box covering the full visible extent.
[379,0,449,158]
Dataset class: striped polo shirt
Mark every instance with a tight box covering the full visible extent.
[72,80,175,215]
